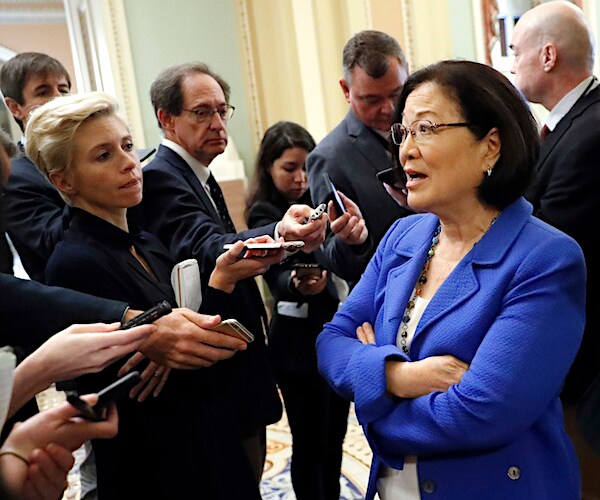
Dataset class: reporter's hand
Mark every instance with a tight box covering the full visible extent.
[0,395,117,500]
[18,444,74,500]
[23,322,156,383]
[10,323,155,418]
[385,355,469,398]
[328,193,368,245]
[292,269,328,296]
[138,309,248,369]
[209,237,285,292]
[3,394,118,458]
[117,353,170,402]
[277,204,327,253]
[383,182,411,211]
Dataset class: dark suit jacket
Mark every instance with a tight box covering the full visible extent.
[247,191,339,374]
[307,109,412,284]
[525,84,600,403]
[45,208,260,500]
[135,144,282,432]
[1,151,67,282]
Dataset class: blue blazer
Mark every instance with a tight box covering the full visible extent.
[317,198,586,499]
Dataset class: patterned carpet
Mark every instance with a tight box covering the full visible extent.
[39,384,373,500]
[260,403,372,499]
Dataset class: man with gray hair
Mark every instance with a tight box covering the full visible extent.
[511,2,600,496]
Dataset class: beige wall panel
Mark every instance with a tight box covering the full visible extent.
[370,0,405,50]
[312,0,363,139]
[0,23,77,93]
[411,0,453,69]
[244,0,304,135]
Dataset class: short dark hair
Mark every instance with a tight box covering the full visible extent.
[150,62,230,129]
[0,52,71,130]
[245,121,316,219]
[343,30,408,83]
[393,59,538,209]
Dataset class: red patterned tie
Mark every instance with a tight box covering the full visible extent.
[540,125,550,140]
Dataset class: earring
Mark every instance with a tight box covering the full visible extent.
[486,168,493,177]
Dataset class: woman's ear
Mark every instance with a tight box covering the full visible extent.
[482,127,501,174]
[49,171,76,195]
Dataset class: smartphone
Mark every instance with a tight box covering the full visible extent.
[292,262,324,279]
[67,371,142,422]
[120,300,172,330]
[376,166,407,191]
[322,173,347,216]
[213,319,255,343]
[223,241,305,252]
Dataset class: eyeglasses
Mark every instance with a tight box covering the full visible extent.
[181,104,235,124]
[391,119,471,145]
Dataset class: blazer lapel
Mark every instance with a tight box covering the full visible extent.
[345,110,390,174]
[156,146,223,226]
[380,200,529,350]
[537,85,600,170]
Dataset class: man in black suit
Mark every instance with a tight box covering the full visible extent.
[136,62,327,482]
[306,30,413,285]
[0,53,71,283]
[511,1,600,496]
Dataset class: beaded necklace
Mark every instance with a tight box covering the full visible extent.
[398,215,499,354]
[399,225,440,354]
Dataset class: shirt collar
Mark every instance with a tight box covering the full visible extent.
[545,76,597,132]
[161,138,211,185]
[69,207,141,247]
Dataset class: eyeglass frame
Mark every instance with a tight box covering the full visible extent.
[180,104,235,124]
[391,119,471,146]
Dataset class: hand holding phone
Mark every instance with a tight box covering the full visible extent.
[376,166,407,192]
[223,241,305,252]
[322,173,347,216]
[212,319,255,342]
[67,371,142,421]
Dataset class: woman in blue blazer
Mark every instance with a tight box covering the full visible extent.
[316,60,586,499]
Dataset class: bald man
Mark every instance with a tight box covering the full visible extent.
[511,2,600,497]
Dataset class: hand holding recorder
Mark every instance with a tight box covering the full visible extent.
[276,204,327,254]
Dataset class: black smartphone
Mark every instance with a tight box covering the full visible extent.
[376,166,407,191]
[120,300,172,330]
[292,262,323,279]
[322,173,347,216]
[67,371,142,421]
